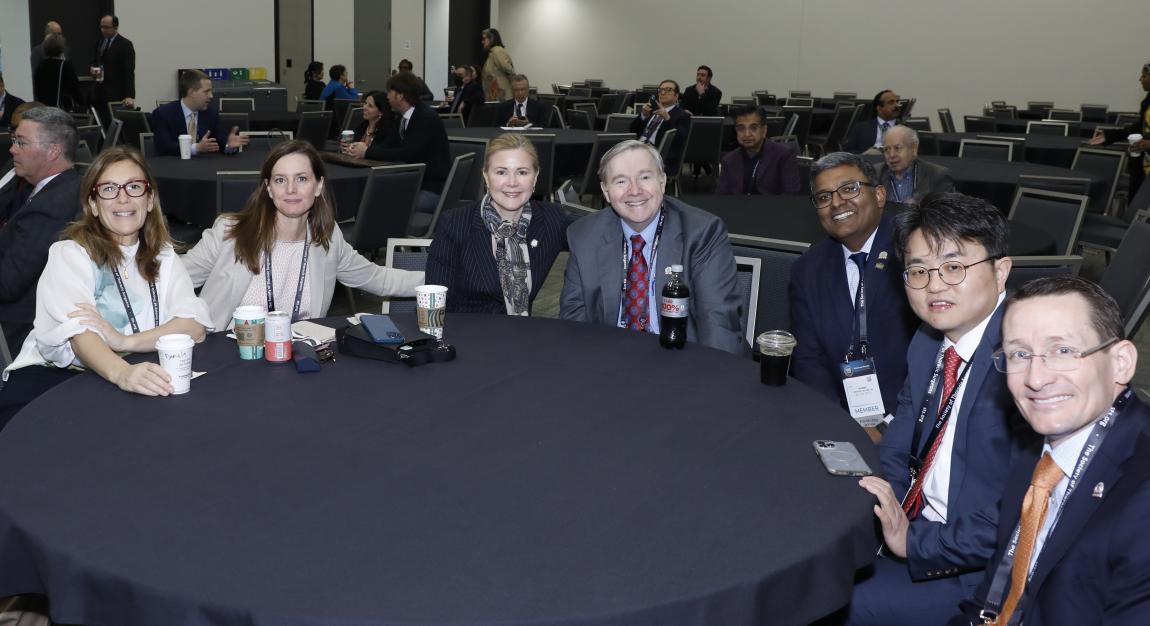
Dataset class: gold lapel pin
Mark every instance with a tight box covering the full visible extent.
[1092,482,1105,498]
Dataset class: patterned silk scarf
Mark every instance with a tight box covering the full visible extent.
[481,195,533,316]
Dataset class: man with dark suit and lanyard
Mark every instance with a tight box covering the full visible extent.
[947,276,1150,625]
[630,79,691,178]
[843,89,900,154]
[92,15,135,113]
[789,152,918,436]
[494,75,547,128]
[839,192,1034,625]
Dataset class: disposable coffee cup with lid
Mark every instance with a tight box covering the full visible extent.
[155,333,195,395]
[178,134,193,160]
[1129,133,1144,158]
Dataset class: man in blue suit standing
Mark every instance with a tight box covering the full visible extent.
[789,152,917,433]
[151,70,248,157]
[842,192,1034,624]
[950,276,1150,626]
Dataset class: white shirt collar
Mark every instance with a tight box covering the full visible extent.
[1042,417,1097,479]
[401,107,415,122]
[180,100,197,120]
[943,292,1007,361]
[840,225,880,261]
[31,172,64,198]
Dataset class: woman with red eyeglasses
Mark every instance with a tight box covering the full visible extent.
[0,146,212,428]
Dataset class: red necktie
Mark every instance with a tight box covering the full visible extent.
[902,346,962,519]
[624,235,649,331]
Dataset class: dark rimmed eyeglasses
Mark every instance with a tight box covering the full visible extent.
[902,257,999,289]
[991,337,1119,373]
[92,180,151,200]
[811,180,874,209]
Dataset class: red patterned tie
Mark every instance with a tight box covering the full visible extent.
[902,346,963,519]
[624,235,649,331]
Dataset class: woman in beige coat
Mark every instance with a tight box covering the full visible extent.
[481,28,515,101]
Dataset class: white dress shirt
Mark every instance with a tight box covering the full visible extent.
[1027,422,1098,575]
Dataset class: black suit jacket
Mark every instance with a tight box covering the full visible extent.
[33,58,83,110]
[843,117,898,153]
[680,84,723,116]
[449,81,485,124]
[953,393,1150,626]
[150,100,232,157]
[303,79,325,101]
[0,92,27,128]
[0,169,82,354]
[629,105,691,175]
[366,104,451,193]
[425,201,571,314]
[493,98,547,128]
[94,34,135,102]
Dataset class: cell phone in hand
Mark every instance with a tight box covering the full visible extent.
[813,440,873,476]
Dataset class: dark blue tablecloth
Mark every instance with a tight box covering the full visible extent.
[0,314,879,626]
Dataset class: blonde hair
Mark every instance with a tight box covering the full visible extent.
[484,132,540,172]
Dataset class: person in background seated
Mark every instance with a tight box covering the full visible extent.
[396,58,436,103]
[561,140,743,354]
[319,64,359,107]
[151,69,249,157]
[0,72,27,129]
[0,146,212,429]
[843,89,900,154]
[182,140,423,331]
[302,61,325,101]
[427,133,569,315]
[874,126,954,206]
[716,104,801,195]
[345,91,393,149]
[680,65,722,117]
[494,74,546,128]
[444,64,484,124]
[630,80,691,178]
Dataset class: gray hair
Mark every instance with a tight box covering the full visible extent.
[809,151,878,189]
[44,33,67,58]
[511,74,529,85]
[598,139,665,185]
[21,107,77,163]
[885,125,919,146]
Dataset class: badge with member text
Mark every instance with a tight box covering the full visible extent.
[840,357,886,427]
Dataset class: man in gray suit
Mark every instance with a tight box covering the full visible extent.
[560,140,744,353]
[875,126,954,206]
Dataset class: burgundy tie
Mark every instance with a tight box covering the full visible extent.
[624,235,649,331]
[902,346,962,519]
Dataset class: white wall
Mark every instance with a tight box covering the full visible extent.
[116,0,276,108]
[314,0,356,83]
[391,0,425,80]
[498,0,1149,125]
[0,0,34,98]
[424,0,449,97]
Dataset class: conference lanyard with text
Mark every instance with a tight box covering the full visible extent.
[977,388,1130,625]
[907,347,973,481]
[264,233,310,322]
[839,270,887,425]
[617,209,666,330]
[111,267,159,335]
[846,270,869,362]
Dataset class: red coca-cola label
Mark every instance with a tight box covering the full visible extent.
[660,297,689,318]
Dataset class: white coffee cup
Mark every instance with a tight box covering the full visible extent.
[1129,133,1144,158]
[178,134,193,160]
[155,333,195,395]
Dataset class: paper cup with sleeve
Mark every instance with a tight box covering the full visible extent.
[155,333,195,394]
[415,285,448,339]
[233,305,267,360]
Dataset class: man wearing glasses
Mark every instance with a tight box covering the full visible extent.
[630,80,691,176]
[949,276,1150,625]
[0,107,81,357]
[715,105,801,195]
[875,126,953,206]
[789,152,916,433]
[843,192,1034,624]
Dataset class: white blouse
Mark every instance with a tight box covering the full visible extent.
[238,240,313,320]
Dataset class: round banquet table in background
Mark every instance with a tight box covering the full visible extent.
[0,315,879,626]
[682,194,1057,256]
[245,110,304,132]
[449,127,602,180]
[932,132,1095,168]
[148,150,371,227]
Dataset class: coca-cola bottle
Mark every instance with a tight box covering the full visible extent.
[659,265,689,349]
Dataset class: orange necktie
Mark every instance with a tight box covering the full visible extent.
[994,453,1064,625]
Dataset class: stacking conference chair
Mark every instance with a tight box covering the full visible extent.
[1016,175,1093,197]
[408,153,475,238]
[989,106,1017,120]
[1007,187,1089,255]
[240,130,294,151]
[833,91,857,101]
[901,117,932,132]
[218,98,255,114]
[730,239,809,336]
[296,99,325,113]
[657,128,682,195]
[605,113,633,133]
[561,200,597,220]
[553,179,578,205]
[958,139,1014,161]
[962,116,996,133]
[448,140,487,202]
[1077,175,1150,255]
[548,105,567,129]
[439,113,465,129]
[329,98,360,138]
[106,119,124,148]
[1027,101,1055,115]
[523,134,556,199]
[0,322,11,371]
[788,90,811,99]
[1026,121,1069,136]
[295,111,332,152]
[74,140,94,164]
[899,98,917,117]
[1071,147,1126,215]
[138,133,155,158]
[1099,220,1150,337]
[380,238,433,314]
[596,93,619,118]
[573,103,599,129]
[733,255,763,349]
[1005,255,1083,291]
[938,108,957,133]
[576,133,633,201]
[111,109,151,150]
[616,92,635,114]
[466,102,500,129]
[917,132,940,156]
[784,97,814,108]
[679,116,724,180]
[763,116,788,138]
[343,107,365,133]
[808,105,861,155]
[568,87,591,97]
[1080,104,1109,123]
[974,135,1026,162]
[342,164,425,260]
[1047,109,1082,122]
[77,125,103,155]
[216,171,262,216]
[780,106,813,146]
[1114,113,1139,127]
[219,112,250,133]
[731,97,755,107]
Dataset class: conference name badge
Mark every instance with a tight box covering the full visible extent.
[840,357,886,427]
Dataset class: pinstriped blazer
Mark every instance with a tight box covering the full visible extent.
[425,201,571,314]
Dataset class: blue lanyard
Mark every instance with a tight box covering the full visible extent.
[263,232,310,322]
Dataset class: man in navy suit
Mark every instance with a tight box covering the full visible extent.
[840,192,1034,625]
[494,75,547,128]
[630,79,691,177]
[716,105,800,195]
[151,70,248,157]
[843,89,901,154]
[789,152,917,432]
[950,276,1150,626]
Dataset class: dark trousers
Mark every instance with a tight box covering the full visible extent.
[0,365,78,431]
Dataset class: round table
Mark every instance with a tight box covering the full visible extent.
[0,315,878,626]
[148,150,371,227]
[682,194,1057,256]
[246,110,303,132]
[448,127,602,179]
[933,132,1094,168]
[991,118,1103,137]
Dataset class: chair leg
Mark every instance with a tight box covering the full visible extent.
[344,285,358,313]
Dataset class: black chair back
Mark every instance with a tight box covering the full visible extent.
[219,112,250,133]
[469,102,501,128]
[730,240,808,336]
[1025,121,1068,136]
[567,109,594,131]
[524,134,556,198]
[77,125,103,155]
[780,106,812,145]
[219,98,255,114]
[1100,220,1150,336]
[958,139,1013,161]
[680,117,724,170]
[962,116,996,133]
[1080,104,1108,123]
[1007,187,1089,255]
[74,139,94,163]
[216,171,262,216]
[938,108,957,133]
[296,111,332,152]
[329,98,360,138]
[411,153,476,238]
[917,132,940,156]
[1071,147,1126,215]
[448,140,487,202]
[578,133,633,196]
[1006,255,1083,291]
[901,117,932,132]
[1047,109,1082,122]
[348,164,426,256]
[112,109,151,150]
[343,107,365,132]
[297,99,325,113]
